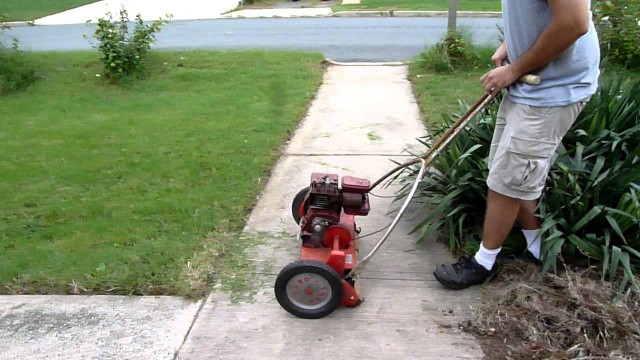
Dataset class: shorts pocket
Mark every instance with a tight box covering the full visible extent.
[525,104,560,117]
[503,136,557,192]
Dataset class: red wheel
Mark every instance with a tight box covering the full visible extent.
[291,187,310,224]
[275,260,343,319]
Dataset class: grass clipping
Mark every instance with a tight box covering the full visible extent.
[462,262,640,359]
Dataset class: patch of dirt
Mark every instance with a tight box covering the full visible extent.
[461,261,640,359]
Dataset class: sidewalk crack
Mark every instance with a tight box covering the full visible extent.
[173,294,210,360]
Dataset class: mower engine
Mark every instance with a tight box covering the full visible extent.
[299,173,370,248]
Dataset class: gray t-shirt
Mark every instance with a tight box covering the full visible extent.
[503,0,600,106]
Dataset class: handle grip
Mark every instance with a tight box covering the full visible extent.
[502,60,540,85]
[519,74,540,85]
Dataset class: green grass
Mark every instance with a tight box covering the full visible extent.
[334,0,501,12]
[409,47,495,127]
[410,47,640,129]
[0,50,325,296]
[0,0,99,21]
[246,0,329,8]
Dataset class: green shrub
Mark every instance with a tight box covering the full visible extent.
[401,79,640,290]
[0,46,38,95]
[415,29,481,73]
[593,0,640,70]
[90,8,168,83]
[0,15,38,95]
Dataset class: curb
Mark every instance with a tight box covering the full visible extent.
[1,21,32,27]
[332,10,502,18]
[324,58,408,66]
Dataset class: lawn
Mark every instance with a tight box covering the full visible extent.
[0,0,99,21]
[409,47,496,127]
[334,0,501,12]
[0,50,325,296]
[409,47,640,128]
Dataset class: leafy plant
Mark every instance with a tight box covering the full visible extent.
[539,78,640,290]
[90,8,169,83]
[0,14,38,95]
[593,0,640,70]
[397,97,499,254]
[415,29,481,73]
[401,79,640,290]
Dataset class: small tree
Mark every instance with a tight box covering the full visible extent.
[90,8,169,83]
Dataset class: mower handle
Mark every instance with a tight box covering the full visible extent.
[367,92,494,190]
[367,72,539,191]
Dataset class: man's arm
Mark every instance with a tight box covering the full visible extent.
[481,0,591,95]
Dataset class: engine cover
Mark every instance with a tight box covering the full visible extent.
[299,173,370,248]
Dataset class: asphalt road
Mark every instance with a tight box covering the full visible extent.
[4,17,502,62]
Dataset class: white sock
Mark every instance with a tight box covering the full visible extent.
[474,243,502,271]
[522,229,542,260]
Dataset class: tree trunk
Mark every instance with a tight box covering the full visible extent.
[448,0,458,32]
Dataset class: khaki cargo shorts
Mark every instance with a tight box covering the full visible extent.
[487,96,589,200]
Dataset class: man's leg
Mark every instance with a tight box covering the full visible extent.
[477,192,542,270]
[433,98,585,290]
[517,199,540,230]
[473,189,520,271]
[432,191,521,291]
[517,199,543,260]
[482,189,520,249]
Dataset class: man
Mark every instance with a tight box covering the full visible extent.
[434,0,600,290]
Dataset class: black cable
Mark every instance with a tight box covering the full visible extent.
[368,192,397,199]
[355,222,393,240]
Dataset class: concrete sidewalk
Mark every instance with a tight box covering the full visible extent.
[0,65,483,359]
[178,65,483,359]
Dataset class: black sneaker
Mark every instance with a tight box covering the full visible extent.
[522,251,542,266]
[433,256,497,290]
[496,251,542,266]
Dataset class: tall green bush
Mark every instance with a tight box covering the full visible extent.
[593,0,640,70]
[90,9,168,83]
[539,78,640,290]
[401,79,640,290]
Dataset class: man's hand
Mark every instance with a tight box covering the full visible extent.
[480,65,519,96]
[491,42,508,68]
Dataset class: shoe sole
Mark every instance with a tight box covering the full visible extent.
[433,270,473,290]
[433,269,498,290]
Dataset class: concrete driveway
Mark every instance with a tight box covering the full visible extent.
[33,0,242,25]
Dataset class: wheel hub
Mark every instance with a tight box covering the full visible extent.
[285,272,333,310]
